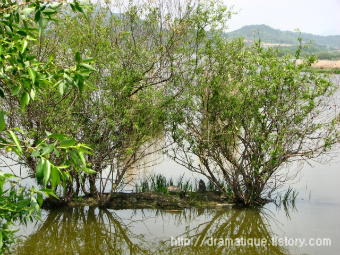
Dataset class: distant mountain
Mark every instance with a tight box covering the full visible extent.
[225,25,340,49]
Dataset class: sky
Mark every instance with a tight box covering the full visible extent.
[224,0,340,36]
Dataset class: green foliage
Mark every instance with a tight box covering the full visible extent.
[3,1,231,204]
[168,22,340,205]
[0,171,58,251]
[151,174,168,194]
[176,174,192,194]
[0,1,94,108]
[135,174,194,194]
[315,51,340,60]
[0,0,95,251]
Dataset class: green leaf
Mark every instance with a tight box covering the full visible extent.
[5,25,13,37]
[82,57,96,63]
[31,197,41,216]
[11,85,21,96]
[34,11,41,22]
[17,198,30,209]
[21,40,28,54]
[15,12,19,23]
[17,30,28,36]
[4,173,15,178]
[85,81,97,90]
[69,150,81,165]
[63,73,73,85]
[78,147,93,155]
[20,91,30,111]
[37,192,43,206]
[59,139,77,147]
[48,133,66,141]
[53,148,60,157]
[78,151,86,166]
[0,88,4,98]
[8,131,22,153]
[78,143,92,150]
[46,131,52,138]
[36,158,44,184]
[0,230,2,249]
[30,88,36,100]
[59,81,65,95]
[48,192,59,199]
[79,63,96,71]
[28,67,36,84]
[51,166,61,189]
[78,80,84,93]
[21,8,35,15]
[0,72,10,79]
[58,165,70,169]
[50,3,62,9]
[69,4,76,12]
[42,8,57,15]
[75,52,81,63]
[38,18,48,36]
[40,189,58,199]
[43,160,51,188]
[13,127,24,133]
[74,2,83,13]
[0,111,5,131]
[41,143,55,156]
[82,167,96,174]
[31,149,40,157]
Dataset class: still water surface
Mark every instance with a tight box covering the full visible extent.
[10,158,340,255]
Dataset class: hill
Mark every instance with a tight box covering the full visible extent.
[225,25,340,49]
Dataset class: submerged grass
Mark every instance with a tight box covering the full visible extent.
[135,174,176,194]
[275,187,299,208]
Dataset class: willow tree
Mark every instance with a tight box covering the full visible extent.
[3,0,233,204]
[168,32,340,205]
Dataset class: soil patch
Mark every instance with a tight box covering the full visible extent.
[311,60,340,69]
[296,59,340,71]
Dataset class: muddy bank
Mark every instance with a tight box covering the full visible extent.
[43,192,233,210]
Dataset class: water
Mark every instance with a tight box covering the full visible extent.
[10,204,340,255]
[9,157,340,255]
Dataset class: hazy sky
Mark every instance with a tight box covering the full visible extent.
[224,0,340,36]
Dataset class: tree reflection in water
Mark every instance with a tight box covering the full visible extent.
[166,208,289,255]
[13,207,290,255]
[14,207,147,255]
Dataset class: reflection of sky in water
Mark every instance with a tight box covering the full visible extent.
[12,203,340,255]
[10,150,340,255]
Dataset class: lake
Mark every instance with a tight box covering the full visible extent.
[9,156,340,255]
